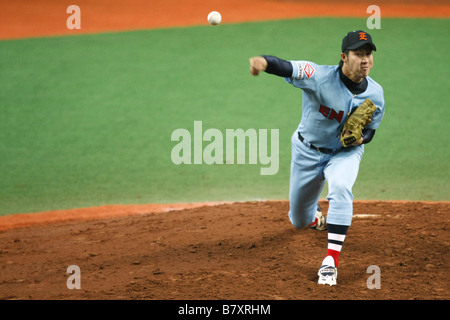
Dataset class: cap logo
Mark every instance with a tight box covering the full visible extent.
[359,32,368,40]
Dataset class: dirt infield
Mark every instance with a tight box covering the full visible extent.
[1,0,449,301]
[0,200,449,300]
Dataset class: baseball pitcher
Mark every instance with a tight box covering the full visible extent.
[249,30,385,286]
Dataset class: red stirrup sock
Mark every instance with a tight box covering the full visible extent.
[325,223,349,267]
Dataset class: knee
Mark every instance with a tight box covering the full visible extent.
[289,209,312,230]
[328,180,353,200]
[291,220,309,230]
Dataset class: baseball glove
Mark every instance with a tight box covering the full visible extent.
[340,98,377,147]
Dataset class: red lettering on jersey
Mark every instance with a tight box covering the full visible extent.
[319,105,330,118]
[304,62,315,79]
[329,109,344,123]
[319,105,344,123]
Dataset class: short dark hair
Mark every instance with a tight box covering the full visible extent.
[339,49,349,68]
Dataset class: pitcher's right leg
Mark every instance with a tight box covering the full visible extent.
[288,132,326,229]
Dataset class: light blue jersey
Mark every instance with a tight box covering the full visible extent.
[286,61,385,151]
[284,60,385,227]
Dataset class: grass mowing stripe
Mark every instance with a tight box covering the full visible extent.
[0,18,448,215]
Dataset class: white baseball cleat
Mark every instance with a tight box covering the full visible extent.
[318,256,337,286]
[317,265,338,286]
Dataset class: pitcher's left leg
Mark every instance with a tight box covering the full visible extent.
[318,146,364,285]
[324,146,364,226]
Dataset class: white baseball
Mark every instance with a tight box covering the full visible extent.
[207,11,222,25]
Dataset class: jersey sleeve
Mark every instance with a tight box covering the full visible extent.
[366,87,385,130]
[284,60,321,90]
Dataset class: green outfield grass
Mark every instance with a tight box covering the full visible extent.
[0,18,449,215]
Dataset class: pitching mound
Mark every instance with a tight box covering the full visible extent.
[0,200,448,300]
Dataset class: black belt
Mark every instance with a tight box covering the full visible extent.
[298,132,334,154]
